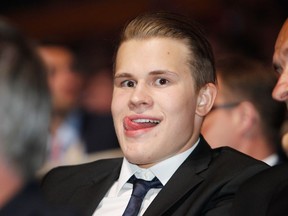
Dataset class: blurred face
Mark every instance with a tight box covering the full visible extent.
[82,69,113,113]
[112,38,215,168]
[202,77,240,148]
[38,46,84,113]
[272,19,288,106]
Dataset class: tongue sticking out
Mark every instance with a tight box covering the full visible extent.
[124,117,159,131]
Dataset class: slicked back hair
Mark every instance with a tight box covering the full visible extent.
[116,12,216,91]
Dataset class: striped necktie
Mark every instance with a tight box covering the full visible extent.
[122,175,163,216]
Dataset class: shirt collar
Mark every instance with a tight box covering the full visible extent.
[116,138,200,194]
[263,153,279,166]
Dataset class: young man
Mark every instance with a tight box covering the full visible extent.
[232,18,288,216]
[42,12,268,216]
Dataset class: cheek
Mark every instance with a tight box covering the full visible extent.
[111,98,118,117]
[166,96,196,132]
[164,89,195,112]
[111,90,126,116]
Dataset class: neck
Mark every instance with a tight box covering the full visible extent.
[238,135,275,161]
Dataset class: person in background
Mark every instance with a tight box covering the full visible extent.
[37,42,86,173]
[232,18,288,216]
[78,44,121,157]
[42,12,268,216]
[82,68,114,115]
[202,54,287,166]
[0,17,78,215]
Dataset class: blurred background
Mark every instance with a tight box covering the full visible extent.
[1,0,287,63]
[1,0,287,172]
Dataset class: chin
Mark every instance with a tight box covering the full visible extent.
[124,153,150,167]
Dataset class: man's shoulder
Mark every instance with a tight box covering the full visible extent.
[240,162,288,187]
[260,162,288,177]
[47,157,122,173]
[194,138,269,178]
[41,158,123,187]
[213,146,268,166]
[199,136,268,168]
[1,181,80,216]
[231,163,288,215]
[208,146,269,178]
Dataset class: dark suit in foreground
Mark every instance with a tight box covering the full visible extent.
[42,138,268,216]
[0,181,79,216]
[232,163,288,216]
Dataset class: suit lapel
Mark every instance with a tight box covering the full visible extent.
[144,137,212,215]
[68,161,122,216]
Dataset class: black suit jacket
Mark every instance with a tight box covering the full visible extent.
[0,181,80,216]
[42,137,268,216]
[232,163,288,216]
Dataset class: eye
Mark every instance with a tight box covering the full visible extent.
[121,80,136,88]
[155,78,169,86]
[273,64,282,75]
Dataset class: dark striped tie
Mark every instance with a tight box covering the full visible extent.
[122,175,163,216]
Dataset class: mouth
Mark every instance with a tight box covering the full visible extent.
[124,116,161,131]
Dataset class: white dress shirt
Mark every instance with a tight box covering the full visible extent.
[93,138,199,216]
[262,153,279,166]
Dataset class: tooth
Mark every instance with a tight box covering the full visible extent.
[133,119,160,124]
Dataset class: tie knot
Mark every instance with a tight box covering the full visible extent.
[122,175,162,216]
[128,175,163,199]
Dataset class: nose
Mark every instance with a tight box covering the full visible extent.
[128,83,153,111]
[272,72,288,102]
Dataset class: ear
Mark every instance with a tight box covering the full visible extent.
[196,83,217,117]
[234,101,259,136]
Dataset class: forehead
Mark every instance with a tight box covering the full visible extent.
[116,38,190,68]
[275,19,288,52]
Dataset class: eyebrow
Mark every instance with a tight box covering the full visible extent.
[114,73,133,79]
[114,70,178,78]
[149,70,178,76]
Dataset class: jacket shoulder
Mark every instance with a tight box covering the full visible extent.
[41,158,122,189]
[207,146,269,182]
[214,146,269,166]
